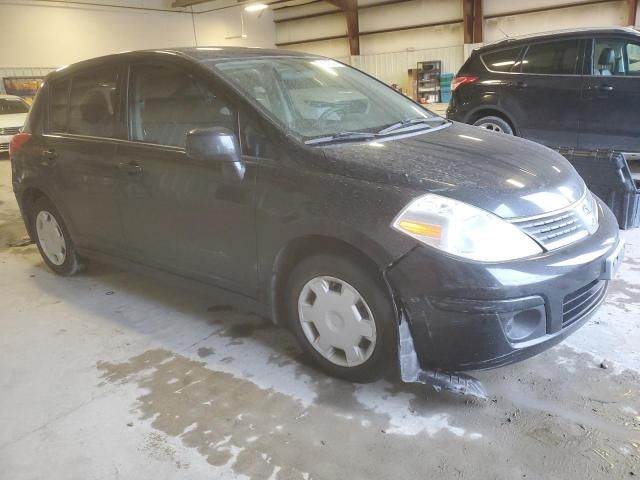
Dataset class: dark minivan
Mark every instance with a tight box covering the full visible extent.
[447,27,640,229]
[10,47,623,386]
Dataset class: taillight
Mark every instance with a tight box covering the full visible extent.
[451,76,478,92]
[9,132,31,156]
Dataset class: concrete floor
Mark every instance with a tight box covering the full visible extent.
[0,157,639,480]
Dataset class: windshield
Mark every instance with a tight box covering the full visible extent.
[208,57,443,142]
[0,98,29,115]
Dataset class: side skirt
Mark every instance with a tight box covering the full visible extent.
[76,247,271,319]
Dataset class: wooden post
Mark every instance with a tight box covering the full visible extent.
[472,0,483,43]
[463,0,474,44]
[328,0,360,55]
[629,0,638,26]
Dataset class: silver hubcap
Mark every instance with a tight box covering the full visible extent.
[478,122,506,133]
[297,276,377,368]
[36,210,67,266]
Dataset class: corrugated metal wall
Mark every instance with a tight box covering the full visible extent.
[349,45,465,91]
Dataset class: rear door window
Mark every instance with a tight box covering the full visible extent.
[521,40,581,75]
[67,66,120,138]
[481,47,523,72]
[128,64,236,148]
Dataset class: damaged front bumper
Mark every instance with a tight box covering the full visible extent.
[386,198,622,394]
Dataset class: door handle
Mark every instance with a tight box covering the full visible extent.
[41,149,58,164]
[597,84,614,92]
[118,161,143,175]
[511,81,528,89]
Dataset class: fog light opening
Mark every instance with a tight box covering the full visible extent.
[505,308,544,342]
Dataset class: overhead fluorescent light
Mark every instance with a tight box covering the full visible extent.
[244,3,268,12]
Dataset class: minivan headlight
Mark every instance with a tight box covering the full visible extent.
[392,194,543,262]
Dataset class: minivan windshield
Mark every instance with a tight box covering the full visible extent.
[208,57,445,143]
[0,98,29,115]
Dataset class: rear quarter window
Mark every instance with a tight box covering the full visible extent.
[49,78,71,133]
[481,47,523,72]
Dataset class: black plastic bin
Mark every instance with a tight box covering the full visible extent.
[557,148,640,229]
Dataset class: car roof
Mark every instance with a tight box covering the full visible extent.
[476,26,640,53]
[47,46,322,79]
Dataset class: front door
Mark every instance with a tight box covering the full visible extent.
[579,36,640,154]
[511,38,583,149]
[117,62,258,296]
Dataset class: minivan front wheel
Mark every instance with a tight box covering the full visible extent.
[31,197,83,276]
[473,116,514,135]
[286,253,396,383]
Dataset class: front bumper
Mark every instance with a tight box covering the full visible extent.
[387,199,622,371]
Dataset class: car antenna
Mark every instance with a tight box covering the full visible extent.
[498,26,511,39]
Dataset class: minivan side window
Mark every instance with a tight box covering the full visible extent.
[129,64,236,148]
[481,47,522,72]
[592,38,640,76]
[68,67,119,137]
[49,78,71,133]
[521,40,580,75]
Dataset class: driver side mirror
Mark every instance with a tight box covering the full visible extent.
[186,127,245,180]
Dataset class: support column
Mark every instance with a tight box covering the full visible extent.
[629,0,638,26]
[328,0,360,55]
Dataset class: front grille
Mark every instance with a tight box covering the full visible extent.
[0,143,8,153]
[562,280,607,328]
[0,126,20,136]
[510,193,597,250]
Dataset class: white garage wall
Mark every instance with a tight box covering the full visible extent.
[194,7,277,48]
[0,0,276,69]
[484,0,627,43]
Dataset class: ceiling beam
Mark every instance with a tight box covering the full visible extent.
[327,0,360,55]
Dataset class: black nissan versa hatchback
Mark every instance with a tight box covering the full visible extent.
[10,47,624,385]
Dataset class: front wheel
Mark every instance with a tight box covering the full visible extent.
[285,253,397,383]
[31,196,84,276]
[472,115,514,135]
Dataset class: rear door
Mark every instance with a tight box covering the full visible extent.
[578,36,640,153]
[41,65,127,253]
[116,61,258,296]
[511,38,583,149]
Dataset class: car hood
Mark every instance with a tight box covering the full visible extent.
[0,113,27,129]
[318,122,586,219]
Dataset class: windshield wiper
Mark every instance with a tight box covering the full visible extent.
[304,131,380,145]
[377,117,446,135]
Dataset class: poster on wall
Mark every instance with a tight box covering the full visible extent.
[2,77,45,105]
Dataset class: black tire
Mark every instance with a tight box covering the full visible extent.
[285,253,397,383]
[472,115,514,135]
[31,196,84,276]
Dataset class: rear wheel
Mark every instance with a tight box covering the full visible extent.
[472,115,514,135]
[285,253,396,383]
[31,197,84,276]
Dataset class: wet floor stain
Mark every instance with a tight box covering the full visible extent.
[97,347,640,480]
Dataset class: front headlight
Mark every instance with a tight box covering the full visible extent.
[392,193,543,262]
